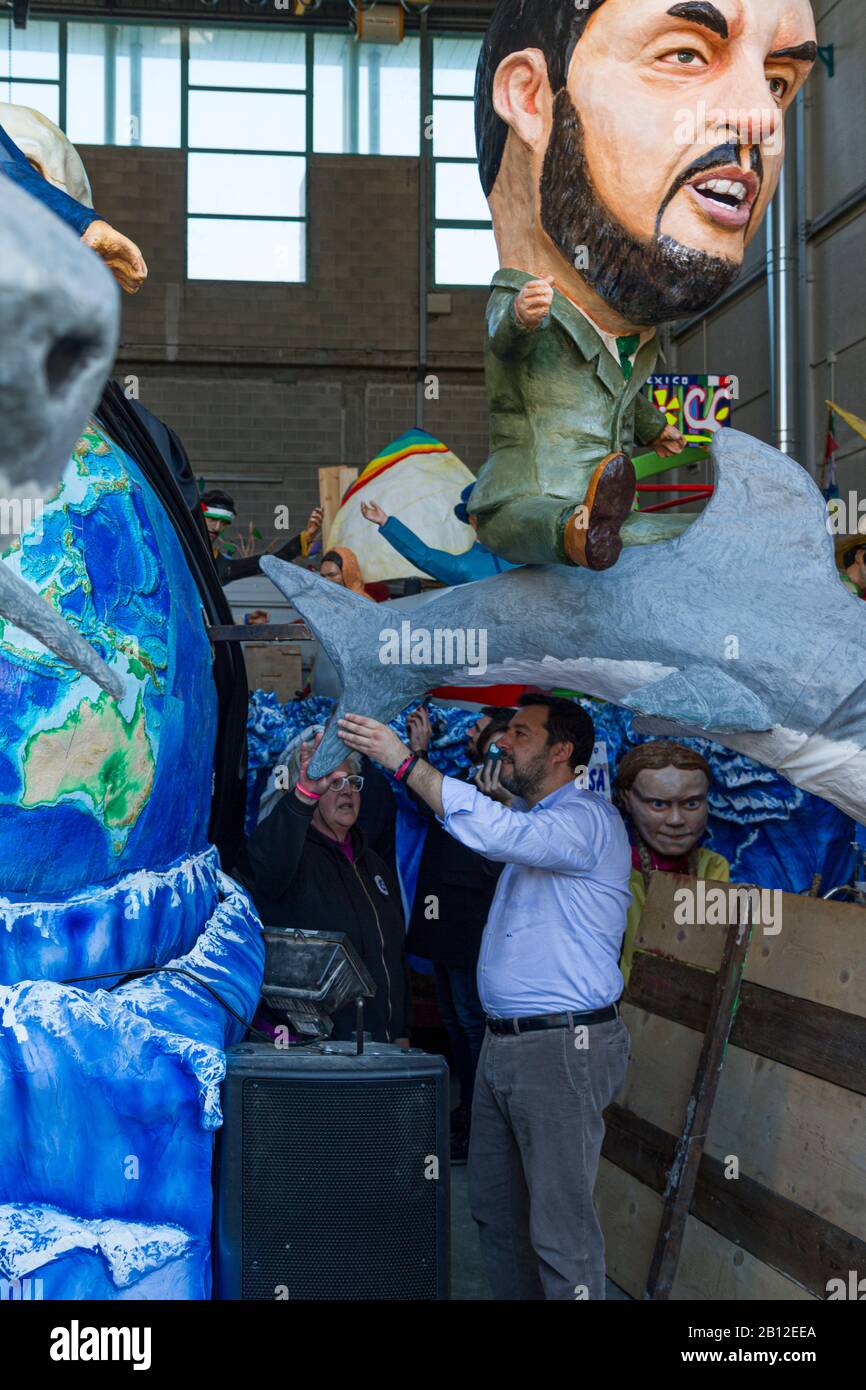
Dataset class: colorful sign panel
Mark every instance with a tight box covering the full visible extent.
[645,374,735,447]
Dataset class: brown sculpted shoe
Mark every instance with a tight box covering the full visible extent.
[564,452,636,570]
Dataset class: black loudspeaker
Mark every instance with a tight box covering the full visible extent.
[214,1042,450,1300]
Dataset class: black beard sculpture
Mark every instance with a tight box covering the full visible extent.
[540,90,743,325]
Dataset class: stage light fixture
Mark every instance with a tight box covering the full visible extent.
[352,0,405,45]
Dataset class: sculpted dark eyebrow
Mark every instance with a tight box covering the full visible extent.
[769,42,818,64]
[666,2,730,41]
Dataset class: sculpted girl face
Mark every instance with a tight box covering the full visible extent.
[490,0,816,326]
[622,765,710,857]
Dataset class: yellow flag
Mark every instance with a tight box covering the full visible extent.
[827,401,866,444]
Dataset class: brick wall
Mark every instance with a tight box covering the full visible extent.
[83,146,492,543]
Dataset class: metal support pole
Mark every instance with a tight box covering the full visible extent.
[767,118,800,457]
[104,23,116,147]
[368,47,380,155]
[129,31,143,147]
[345,40,359,154]
[795,90,813,475]
[416,9,431,429]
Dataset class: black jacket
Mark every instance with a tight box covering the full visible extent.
[214,531,304,586]
[355,756,398,882]
[245,793,410,1042]
[405,771,502,970]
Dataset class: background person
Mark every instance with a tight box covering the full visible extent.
[835,536,866,598]
[404,704,515,1163]
[318,545,394,602]
[245,732,409,1046]
[360,488,520,585]
[337,695,632,1300]
[201,489,323,586]
[615,741,730,986]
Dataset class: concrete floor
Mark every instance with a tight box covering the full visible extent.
[449,1165,631,1301]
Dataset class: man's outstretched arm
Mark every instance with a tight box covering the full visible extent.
[339,713,446,817]
[339,714,601,872]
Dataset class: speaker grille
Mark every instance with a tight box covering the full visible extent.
[241,1077,441,1300]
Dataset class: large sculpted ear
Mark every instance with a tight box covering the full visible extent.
[492,48,552,152]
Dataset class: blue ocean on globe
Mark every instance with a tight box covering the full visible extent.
[0,422,264,1300]
[0,422,215,906]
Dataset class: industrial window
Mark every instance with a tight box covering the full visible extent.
[186,27,308,283]
[431,36,496,288]
[313,31,420,156]
[0,18,60,124]
[1,19,495,289]
[66,24,182,148]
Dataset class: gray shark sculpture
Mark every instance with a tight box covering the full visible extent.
[0,175,122,698]
[262,428,866,826]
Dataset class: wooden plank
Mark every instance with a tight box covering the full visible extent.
[629,952,866,1095]
[618,1004,703,1133]
[674,1217,817,1302]
[319,466,358,551]
[596,1160,816,1302]
[627,951,711,1033]
[242,642,303,703]
[632,872,731,971]
[744,890,866,1018]
[644,910,754,1298]
[634,873,866,1016]
[604,1104,866,1297]
[618,1009,866,1240]
[595,1158,661,1299]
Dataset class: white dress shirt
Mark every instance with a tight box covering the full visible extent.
[439,776,632,1017]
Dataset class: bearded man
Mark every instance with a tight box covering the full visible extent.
[337,696,633,1300]
[471,0,817,568]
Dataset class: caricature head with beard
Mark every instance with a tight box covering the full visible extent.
[476,0,816,330]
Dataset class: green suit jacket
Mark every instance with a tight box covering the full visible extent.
[471,268,669,516]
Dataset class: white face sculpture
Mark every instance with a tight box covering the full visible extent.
[0,102,94,206]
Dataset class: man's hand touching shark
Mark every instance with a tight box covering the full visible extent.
[339,713,446,818]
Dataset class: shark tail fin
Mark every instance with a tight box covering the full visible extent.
[260,556,431,774]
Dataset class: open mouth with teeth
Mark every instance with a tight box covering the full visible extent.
[686,167,759,230]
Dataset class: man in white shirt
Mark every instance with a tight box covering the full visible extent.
[338,695,633,1300]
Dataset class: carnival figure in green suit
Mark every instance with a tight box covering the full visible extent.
[472,0,816,569]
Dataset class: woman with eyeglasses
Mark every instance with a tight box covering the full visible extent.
[245,732,410,1046]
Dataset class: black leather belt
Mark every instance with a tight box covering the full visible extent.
[486,1004,619,1035]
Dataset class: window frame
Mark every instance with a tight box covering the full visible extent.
[182,25,314,285]
[427,29,494,292]
[0,16,63,125]
[12,15,493,289]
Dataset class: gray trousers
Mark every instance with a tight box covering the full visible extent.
[468,1017,630,1300]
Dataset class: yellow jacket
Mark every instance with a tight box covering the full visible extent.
[620,848,731,988]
